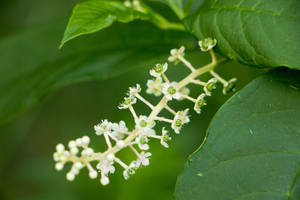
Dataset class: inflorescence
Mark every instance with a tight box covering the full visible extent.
[53,38,237,185]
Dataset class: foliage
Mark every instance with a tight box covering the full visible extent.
[0,0,299,199]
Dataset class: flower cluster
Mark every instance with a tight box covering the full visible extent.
[53,38,237,185]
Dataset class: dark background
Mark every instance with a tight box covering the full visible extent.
[0,0,262,199]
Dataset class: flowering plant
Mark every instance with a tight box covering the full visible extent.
[1,0,299,199]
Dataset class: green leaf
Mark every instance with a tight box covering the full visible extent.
[185,0,300,69]
[153,0,205,18]
[0,18,192,125]
[60,0,185,47]
[176,68,300,199]
[60,0,148,47]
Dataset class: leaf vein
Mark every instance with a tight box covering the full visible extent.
[211,4,300,20]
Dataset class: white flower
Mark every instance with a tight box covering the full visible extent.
[146,77,163,96]
[123,161,137,180]
[194,94,206,114]
[129,84,141,97]
[136,152,152,167]
[135,115,156,134]
[135,135,149,150]
[160,127,171,148]
[171,109,190,134]
[118,96,137,109]
[94,119,112,135]
[199,38,217,51]
[223,78,237,95]
[168,46,185,62]
[162,82,181,100]
[97,159,115,175]
[204,78,217,96]
[149,63,168,77]
[111,121,128,139]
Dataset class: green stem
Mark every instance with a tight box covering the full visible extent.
[140,1,185,31]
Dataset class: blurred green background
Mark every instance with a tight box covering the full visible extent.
[0,0,263,199]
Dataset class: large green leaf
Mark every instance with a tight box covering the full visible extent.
[176,68,300,199]
[185,0,300,69]
[60,0,147,47]
[60,0,184,47]
[0,18,193,125]
[153,0,204,18]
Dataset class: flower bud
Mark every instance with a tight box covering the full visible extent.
[89,170,98,179]
[74,162,83,170]
[55,163,64,171]
[56,144,65,153]
[66,172,75,181]
[101,175,109,185]
[68,140,76,148]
